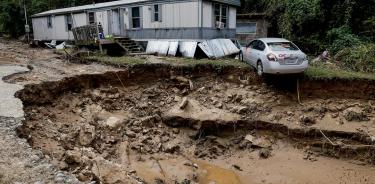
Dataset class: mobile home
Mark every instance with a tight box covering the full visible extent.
[31,0,240,41]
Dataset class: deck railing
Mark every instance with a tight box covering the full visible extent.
[72,24,103,45]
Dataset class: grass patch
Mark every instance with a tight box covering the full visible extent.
[305,62,375,80]
[86,56,146,66]
[85,54,375,81]
[85,55,249,68]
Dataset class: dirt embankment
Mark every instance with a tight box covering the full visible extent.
[16,63,375,106]
[16,64,375,184]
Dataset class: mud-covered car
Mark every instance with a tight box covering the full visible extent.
[239,38,309,76]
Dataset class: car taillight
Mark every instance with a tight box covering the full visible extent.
[267,53,278,62]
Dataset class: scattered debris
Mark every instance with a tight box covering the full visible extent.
[179,97,189,110]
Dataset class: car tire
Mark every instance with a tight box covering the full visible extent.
[239,51,244,62]
[257,61,263,77]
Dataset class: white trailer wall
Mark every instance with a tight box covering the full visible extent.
[202,1,213,28]
[33,13,87,41]
[228,6,236,29]
[142,2,199,29]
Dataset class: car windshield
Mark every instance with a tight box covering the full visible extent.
[267,42,299,51]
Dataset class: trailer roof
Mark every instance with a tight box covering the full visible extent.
[32,0,240,18]
[32,0,146,17]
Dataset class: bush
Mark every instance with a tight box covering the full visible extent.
[334,43,375,73]
[327,26,363,54]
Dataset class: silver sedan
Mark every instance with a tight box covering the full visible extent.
[239,38,309,76]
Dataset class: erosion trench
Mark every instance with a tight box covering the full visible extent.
[16,64,375,184]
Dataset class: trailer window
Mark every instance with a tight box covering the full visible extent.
[88,12,95,24]
[131,7,141,28]
[66,15,73,31]
[214,4,228,28]
[47,16,53,28]
[236,22,256,34]
[152,5,162,22]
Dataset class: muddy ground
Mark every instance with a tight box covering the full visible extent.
[1,39,375,184]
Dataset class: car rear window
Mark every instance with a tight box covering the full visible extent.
[267,42,299,51]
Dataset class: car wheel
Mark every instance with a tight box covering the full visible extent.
[257,61,263,76]
[238,51,244,62]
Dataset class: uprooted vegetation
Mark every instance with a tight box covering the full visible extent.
[15,65,375,184]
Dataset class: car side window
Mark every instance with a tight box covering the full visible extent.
[247,40,255,48]
[258,41,266,51]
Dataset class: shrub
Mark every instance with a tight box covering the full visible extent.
[327,26,363,54]
[334,43,375,73]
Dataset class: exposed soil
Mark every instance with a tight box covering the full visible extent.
[16,64,375,184]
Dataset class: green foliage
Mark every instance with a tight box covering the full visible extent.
[0,0,24,37]
[334,43,375,73]
[327,26,363,54]
[244,0,375,55]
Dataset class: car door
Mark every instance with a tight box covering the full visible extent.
[250,40,266,64]
[243,40,257,67]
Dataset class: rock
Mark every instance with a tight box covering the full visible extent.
[172,128,180,134]
[125,130,137,138]
[79,124,96,146]
[252,137,272,148]
[54,171,68,183]
[105,116,122,128]
[231,106,248,114]
[215,102,223,109]
[183,161,198,171]
[259,148,271,159]
[164,142,180,153]
[64,150,83,164]
[331,113,339,118]
[299,115,316,126]
[286,111,294,116]
[179,97,189,110]
[244,134,254,143]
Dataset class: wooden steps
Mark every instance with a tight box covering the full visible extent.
[114,37,144,54]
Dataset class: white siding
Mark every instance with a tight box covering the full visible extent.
[202,1,213,28]
[33,13,87,40]
[123,8,130,30]
[228,6,236,29]
[142,2,199,29]
[73,13,87,27]
[32,17,49,40]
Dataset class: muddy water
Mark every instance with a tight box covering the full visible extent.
[197,161,241,184]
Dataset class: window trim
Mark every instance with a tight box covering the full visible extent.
[130,6,142,29]
[151,4,162,22]
[88,12,96,25]
[213,3,228,28]
[47,16,53,29]
[66,14,73,31]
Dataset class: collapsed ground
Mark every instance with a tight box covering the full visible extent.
[1,39,375,184]
[15,64,375,184]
